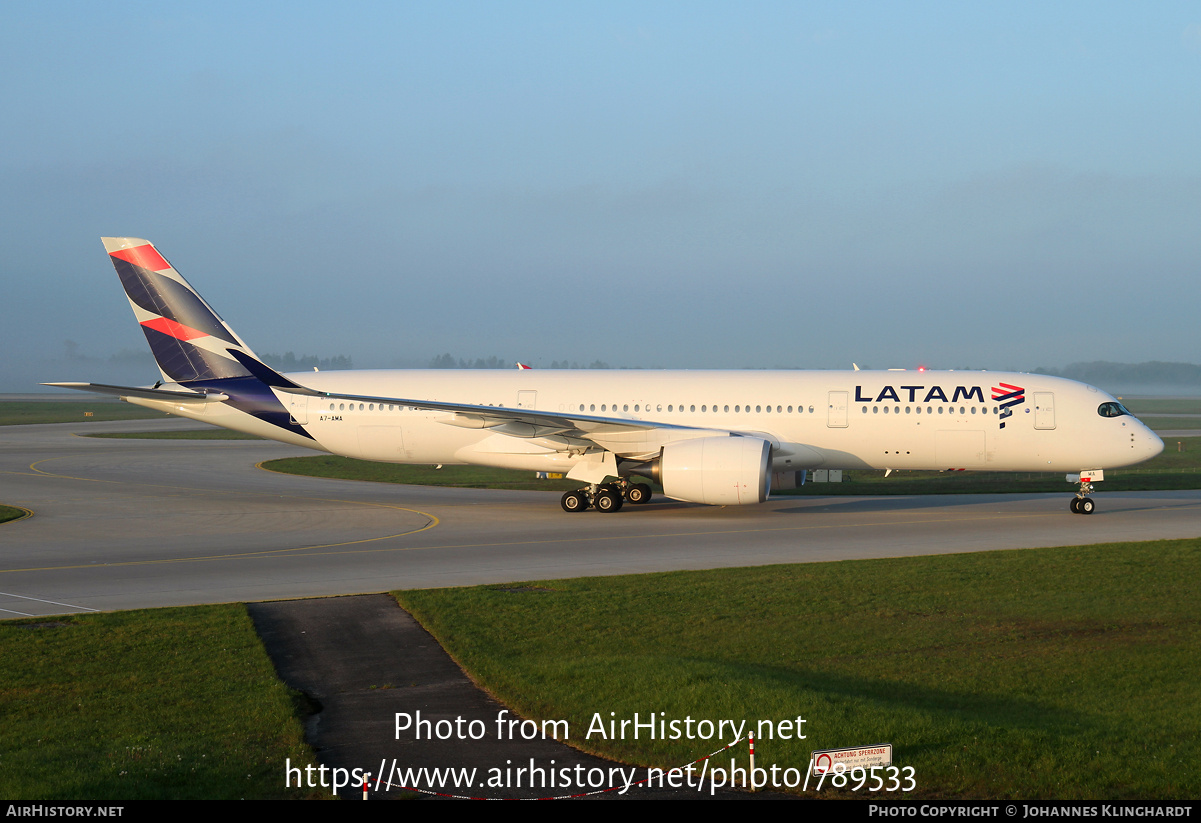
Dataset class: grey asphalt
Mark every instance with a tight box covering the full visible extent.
[248,594,765,799]
[3,418,1201,619]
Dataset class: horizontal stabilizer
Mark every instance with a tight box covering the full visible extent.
[42,382,228,402]
[224,350,319,394]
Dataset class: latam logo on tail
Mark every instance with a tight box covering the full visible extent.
[992,382,1026,429]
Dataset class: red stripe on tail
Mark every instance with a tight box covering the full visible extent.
[110,244,170,271]
[141,316,207,341]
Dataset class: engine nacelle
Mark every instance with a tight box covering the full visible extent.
[659,436,771,505]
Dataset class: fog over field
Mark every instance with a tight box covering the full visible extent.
[5,4,1200,393]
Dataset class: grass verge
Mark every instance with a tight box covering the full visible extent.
[265,440,1201,496]
[396,539,1201,799]
[1122,399,1201,415]
[262,456,586,492]
[82,429,264,440]
[781,436,1201,495]
[1143,417,1201,431]
[0,505,28,524]
[0,605,324,799]
[0,401,166,426]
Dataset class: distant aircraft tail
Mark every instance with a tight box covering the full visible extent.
[101,237,259,384]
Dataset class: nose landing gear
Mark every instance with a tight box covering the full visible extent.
[1069,475,1097,515]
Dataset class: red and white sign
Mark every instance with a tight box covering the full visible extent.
[810,743,892,774]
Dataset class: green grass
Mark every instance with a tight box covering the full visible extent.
[396,539,1201,799]
[0,605,325,800]
[0,401,166,426]
[777,436,1201,496]
[1121,398,1201,415]
[0,505,28,524]
[82,429,264,440]
[262,455,587,491]
[266,440,1201,496]
[1143,416,1201,431]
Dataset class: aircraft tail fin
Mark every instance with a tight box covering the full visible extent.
[102,237,259,384]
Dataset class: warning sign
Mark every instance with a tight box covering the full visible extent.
[810,743,892,774]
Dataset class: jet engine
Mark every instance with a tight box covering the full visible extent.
[654,436,771,505]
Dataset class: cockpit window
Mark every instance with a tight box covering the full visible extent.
[1097,401,1132,418]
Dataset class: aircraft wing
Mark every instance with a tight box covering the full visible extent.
[228,351,748,460]
[43,382,229,402]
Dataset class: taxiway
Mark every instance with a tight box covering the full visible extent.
[3,419,1200,618]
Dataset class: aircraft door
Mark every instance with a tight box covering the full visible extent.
[1033,392,1056,430]
[517,390,537,409]
[288,393,309,425]
[827,391,849,428]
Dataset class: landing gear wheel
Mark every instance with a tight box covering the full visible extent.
[1078,497,1095,515]
[1070,498,1080,514]
[561,490,588,513]
[600,484,624,511]
[626,483,652,504]
[594,489,622,513]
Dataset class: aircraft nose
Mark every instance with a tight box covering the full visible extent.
[1138,424,1164,461]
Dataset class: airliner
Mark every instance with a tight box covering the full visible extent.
[48,237,1164,515]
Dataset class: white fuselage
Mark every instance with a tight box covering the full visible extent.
[131,368,1164,479]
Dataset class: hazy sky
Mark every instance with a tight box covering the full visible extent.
[5,2,1201,390]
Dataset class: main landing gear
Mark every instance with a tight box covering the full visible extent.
[1070,479,1096,515]
[560,479,654,513]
